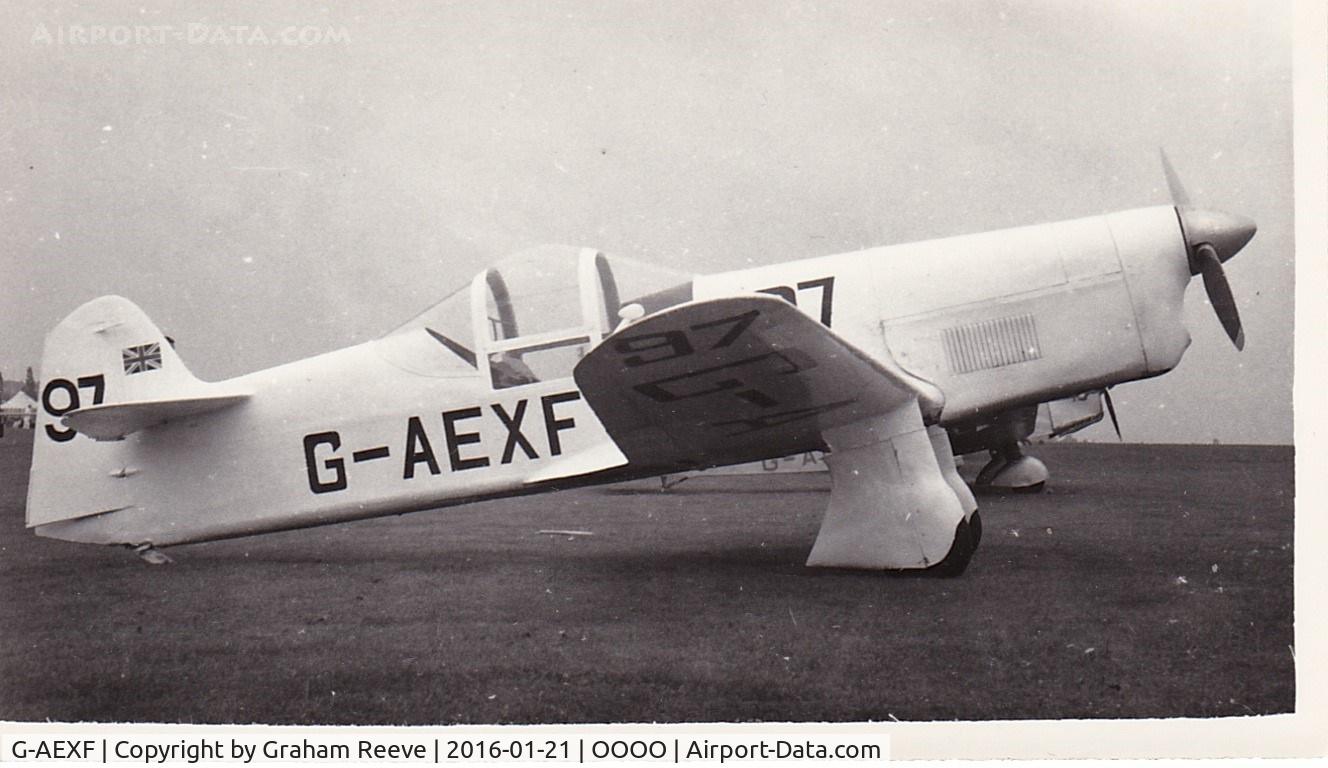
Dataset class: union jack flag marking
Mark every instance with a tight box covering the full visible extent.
[122,342,163,375]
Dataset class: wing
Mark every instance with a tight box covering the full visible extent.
[573,295,943,472]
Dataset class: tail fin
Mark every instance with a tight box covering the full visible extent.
[27,296,247,528]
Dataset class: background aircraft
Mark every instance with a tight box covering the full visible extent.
[657,389,1108,491]
[26,158,1254,573]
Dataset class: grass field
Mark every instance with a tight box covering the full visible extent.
[0,429,1294,724]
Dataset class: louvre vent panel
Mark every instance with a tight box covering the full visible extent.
[943,314,1042,374]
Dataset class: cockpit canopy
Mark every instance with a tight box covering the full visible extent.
[378,245,694,388]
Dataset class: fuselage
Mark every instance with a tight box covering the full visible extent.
[31,205,1194,548]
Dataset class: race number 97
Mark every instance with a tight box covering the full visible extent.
[41,375,105,442]
[758,276,835,327]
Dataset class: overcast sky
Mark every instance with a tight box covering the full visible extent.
[0,0,1295,443]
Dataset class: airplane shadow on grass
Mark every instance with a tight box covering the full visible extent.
[598,486,829,497]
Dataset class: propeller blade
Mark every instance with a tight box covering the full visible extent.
[1194,243,1245,350]
[1102,389,1122,441]
[1160,148,1192,208]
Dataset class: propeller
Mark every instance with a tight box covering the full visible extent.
[1193,243,1246,350]
[1159,149,1255,350]
[1160,149,1192,208]
[1102,388,1122,441]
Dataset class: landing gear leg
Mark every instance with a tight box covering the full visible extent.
[929,425,981,554]
[806,401,975,574]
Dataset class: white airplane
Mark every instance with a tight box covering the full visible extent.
[25,156,1254,573]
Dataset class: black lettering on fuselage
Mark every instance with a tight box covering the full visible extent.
[541,392,580,456]
[303,431,347,493]
[757,276,835,327]
[758,285,796,304]
[442,406,490,471]
[491,400,538,464]
[303,390,585,494]
[40,374,106,443]
[41,378,80,442]
[403,416,441,478]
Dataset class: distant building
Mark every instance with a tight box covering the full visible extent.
[1,390,38,429]
[0,378,23,402]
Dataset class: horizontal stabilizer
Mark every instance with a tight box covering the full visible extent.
[63,391,249,440]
